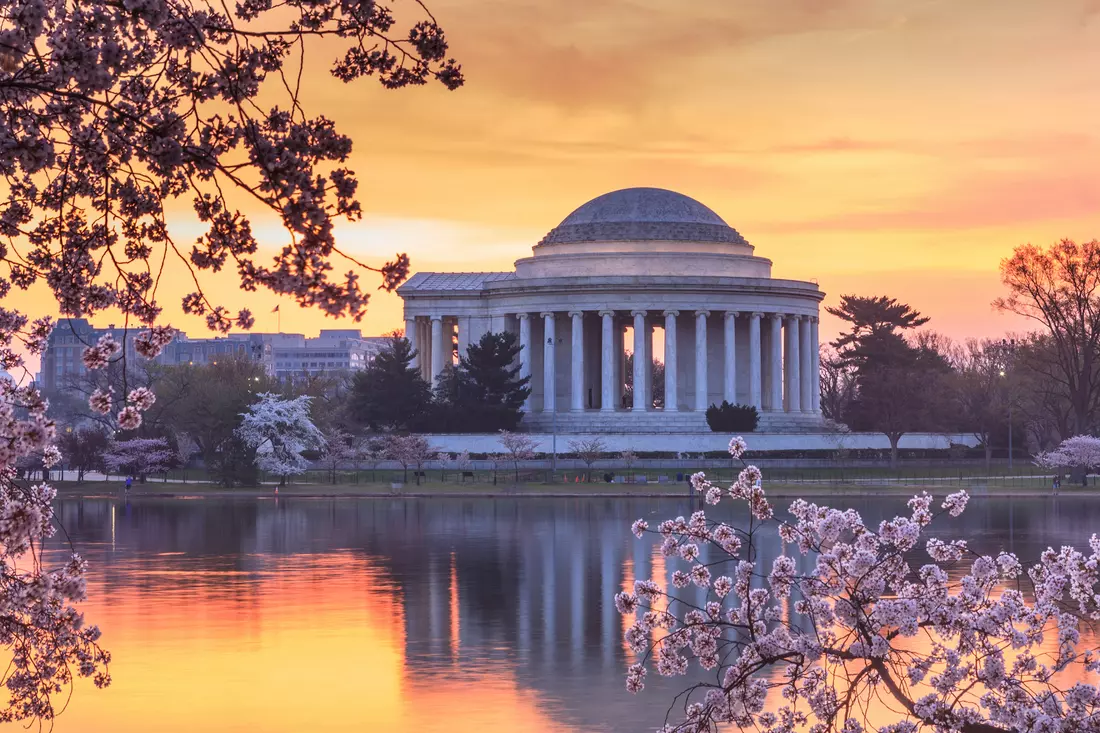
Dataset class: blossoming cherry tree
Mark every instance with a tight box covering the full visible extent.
[1035,435,1100,487]
[618,437,1100,733]
[236,394,325,486]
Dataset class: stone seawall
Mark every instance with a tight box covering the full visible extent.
[420,432,980,454]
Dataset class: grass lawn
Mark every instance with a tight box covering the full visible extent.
[53,476,1086,499]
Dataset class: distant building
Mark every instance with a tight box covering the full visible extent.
[262,329,388,381]
[40,320,386,393]
[40,320,147,394]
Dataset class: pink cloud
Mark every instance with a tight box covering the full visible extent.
[758,170,1100,233]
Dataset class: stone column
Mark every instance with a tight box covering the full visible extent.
[518,313,532,412]
[570,311,584,412]
[430,316,444,384]
[631,310,648,412]
[785,315,801,413]
[800,315,813,412]
[405,317,418,370]
[600,311,615,412]
[723,311,737,404]
[811,317,821,412]
[542,312,556,413]
[645,322,655,406]
[749,312,762,409]
[769,313,783,411]
[663,310,679,411]
[695,310,709,411]
[418,319,430,381]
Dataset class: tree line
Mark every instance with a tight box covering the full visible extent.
[824,238,1100,467]
[44,330,531,486]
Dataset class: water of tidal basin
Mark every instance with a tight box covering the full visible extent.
[42,495,1099,733]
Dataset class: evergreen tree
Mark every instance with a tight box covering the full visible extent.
[435,332,531,432]
[463,332,531,411]
[828,294,949,466]
[350,336,432,431]
[827,294,930,369]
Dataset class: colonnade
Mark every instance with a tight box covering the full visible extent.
[405,310,820,414]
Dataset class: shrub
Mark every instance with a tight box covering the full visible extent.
[704,401,759,432]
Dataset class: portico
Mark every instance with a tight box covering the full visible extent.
[398,188,825,433]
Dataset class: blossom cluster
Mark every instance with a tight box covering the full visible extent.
[618,437,1100,733]
[0,316,111,720]
[83,338,163,429]
[0,0,462,329]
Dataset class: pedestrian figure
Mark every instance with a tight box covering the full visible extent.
[1053,475,1061,495]
[125,475,133,493]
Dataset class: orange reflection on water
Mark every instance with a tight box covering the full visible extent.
[51,551,585,733]
[449,551,460,660]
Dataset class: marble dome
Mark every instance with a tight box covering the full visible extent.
[539,187,749,246]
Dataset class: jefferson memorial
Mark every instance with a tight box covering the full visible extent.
[398,188,824,433]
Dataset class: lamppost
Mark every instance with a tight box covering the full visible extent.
[999,339,1017,471]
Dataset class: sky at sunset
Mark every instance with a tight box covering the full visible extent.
[23,0,1100,356]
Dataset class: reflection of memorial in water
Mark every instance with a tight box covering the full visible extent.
[44,495,1100,733]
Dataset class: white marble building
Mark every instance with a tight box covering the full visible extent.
[397,188,824,433]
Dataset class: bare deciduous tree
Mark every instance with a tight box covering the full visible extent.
[499,431,537,484]
[817,345,856,423]
[384,434,434,486]
[320,427,356,484]
[568,437,607,481]
[950,339,1012,468]
[996,239,1100,434]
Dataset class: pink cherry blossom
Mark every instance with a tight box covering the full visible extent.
[728,436,747,458]
[618,437,1100,733]
[88,388,113,415]
[126,388,156,411]
[116,406,143,431]
[133,326,176,359]
[942,490,970,517]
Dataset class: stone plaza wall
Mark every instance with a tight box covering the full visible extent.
[423,432,980,454]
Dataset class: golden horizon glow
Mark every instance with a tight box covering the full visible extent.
[15,0,1100,369]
